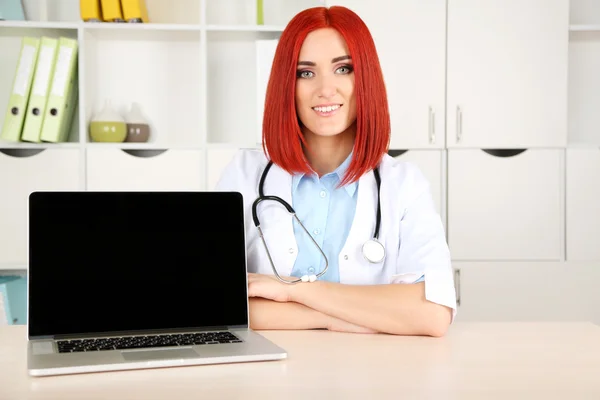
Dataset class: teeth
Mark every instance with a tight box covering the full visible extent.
[313,105,340,113]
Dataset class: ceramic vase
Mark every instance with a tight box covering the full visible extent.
[124,102,150,142]
[89,100,127,142]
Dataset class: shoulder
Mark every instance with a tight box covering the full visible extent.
[215,148,270,192]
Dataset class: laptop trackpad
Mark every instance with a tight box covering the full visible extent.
[122,348,198,362]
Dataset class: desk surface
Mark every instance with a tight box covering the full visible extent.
[1,323,600,399]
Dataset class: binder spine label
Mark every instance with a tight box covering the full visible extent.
[50,46,73,97]
[32,45,55,96]
[14,45,36,97]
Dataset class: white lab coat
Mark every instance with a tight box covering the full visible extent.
[216,149,457,316]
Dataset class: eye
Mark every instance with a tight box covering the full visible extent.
[296,70,314,79]
[336,65,353,74]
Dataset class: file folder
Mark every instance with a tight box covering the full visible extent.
[22,37,59,143]
[40,37,78,143]
[0,37,40,142]
[80,0,103,22]
[121,0,149,22]
[100,0,124,22]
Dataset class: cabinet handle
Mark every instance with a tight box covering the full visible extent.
[428,106,435,144]
[456,106,462,143]
[454,268,461,306]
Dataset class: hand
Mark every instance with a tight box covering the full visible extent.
[247,273,293,303]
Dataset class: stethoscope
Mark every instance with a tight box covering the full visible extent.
[251,161,385,284]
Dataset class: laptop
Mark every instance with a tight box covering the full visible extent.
[26,191,287,377]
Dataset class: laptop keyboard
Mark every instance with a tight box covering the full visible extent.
[56,331,243,353]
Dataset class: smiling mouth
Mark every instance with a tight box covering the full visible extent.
[312,104,342,116]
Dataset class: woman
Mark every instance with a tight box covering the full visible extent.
[216,6,456,337]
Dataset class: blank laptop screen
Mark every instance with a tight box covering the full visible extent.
[28,191,249,338]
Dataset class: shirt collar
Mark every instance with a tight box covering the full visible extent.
[292,152,357,197]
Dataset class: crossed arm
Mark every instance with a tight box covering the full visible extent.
[247,274,453,337]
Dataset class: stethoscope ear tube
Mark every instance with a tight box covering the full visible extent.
[252,195,294,227]
[373,165,382,240]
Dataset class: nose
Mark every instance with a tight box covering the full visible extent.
[317,74,337,98]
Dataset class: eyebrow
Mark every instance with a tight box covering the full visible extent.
[297,55,352,66]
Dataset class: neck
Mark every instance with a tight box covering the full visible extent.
[302,124,356,176]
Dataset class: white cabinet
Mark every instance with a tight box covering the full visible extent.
[453,262,600,324]
[447,149,563,261]
[86,148,202,191]
[388,150,445,228]
[206,147,241,190]
[327,0,446,148]
[568,25,600,147]
[447,0,569,148]
[566,148,600,261]
[0,149,80,266]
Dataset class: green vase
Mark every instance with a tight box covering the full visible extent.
[89,99,127,142]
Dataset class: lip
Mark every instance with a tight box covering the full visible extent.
[312,103,343,117]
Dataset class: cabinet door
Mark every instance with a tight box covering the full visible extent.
[86,149,202,191]
[453,262,600,324]
[327,0,446,148]
[447,149,562,261]
[0,149,80,266]
[566,148,600,261]
[388,149,445,228]
[447,0,568,148]
[206,147,240,190]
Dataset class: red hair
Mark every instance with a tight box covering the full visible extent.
[261,6,390,186]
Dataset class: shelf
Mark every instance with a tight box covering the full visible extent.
[0,142,80,150]
[569,25,600,32]
[0,21,286,33]
[206,30,280,145]
[83,22,202,34]
[0,20,79,30]
[83,28,201,148]
[83,24,201,41]
[205,24,285,32]
[85,143,202,150]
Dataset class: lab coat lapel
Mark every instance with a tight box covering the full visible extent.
[339,169,377,283]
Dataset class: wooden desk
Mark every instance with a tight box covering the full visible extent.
[1,323,599,399]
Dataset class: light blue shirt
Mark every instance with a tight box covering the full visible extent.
[290,153,425,284]
[290,153,357,283]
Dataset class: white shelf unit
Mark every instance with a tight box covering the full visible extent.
[0,0,599,324]
[0,0,322,273]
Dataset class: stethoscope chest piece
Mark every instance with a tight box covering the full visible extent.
[362,238,385,264]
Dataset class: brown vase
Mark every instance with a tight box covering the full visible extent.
[124,102,150,143]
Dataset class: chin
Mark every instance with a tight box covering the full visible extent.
[308,124,353,138]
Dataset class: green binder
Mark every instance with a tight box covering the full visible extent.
[22,37,59,143]
[0,37,40,142]
[40,37,79,143]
